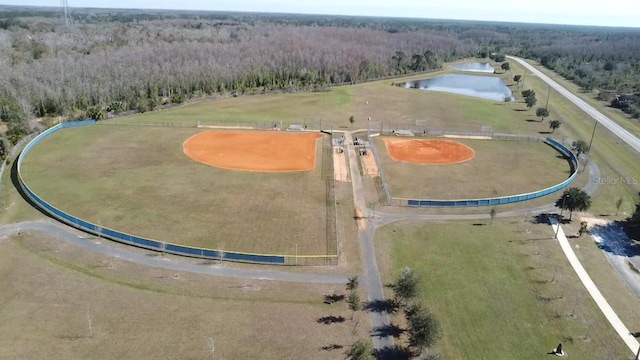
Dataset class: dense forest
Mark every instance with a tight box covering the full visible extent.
[1,5,640,147]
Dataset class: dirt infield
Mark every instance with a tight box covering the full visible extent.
[383,138,475,165]
[183,131,322,172]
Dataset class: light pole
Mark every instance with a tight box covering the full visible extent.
[545,84,551,109]
[588,121,598,153]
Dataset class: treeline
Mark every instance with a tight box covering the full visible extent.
[0,13,479,142]
[3,6,640,147]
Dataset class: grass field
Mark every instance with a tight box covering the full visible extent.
[374,136,573,200]
[0,233,364,360]
[19,125,334,257]
[374,219,634,359]
[104,87,352,128]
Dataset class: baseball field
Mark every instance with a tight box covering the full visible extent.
[19,125,335,257]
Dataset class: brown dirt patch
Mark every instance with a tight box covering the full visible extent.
[362,151,379,177]
[382,138,475,165]
[183,131,322,172]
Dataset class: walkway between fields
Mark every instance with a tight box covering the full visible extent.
[550,218,640,356]
[343,132,396,354]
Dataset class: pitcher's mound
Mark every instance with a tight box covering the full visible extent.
[383,138,475,165]
[184,131,322,172]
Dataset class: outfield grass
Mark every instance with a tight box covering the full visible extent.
[0,233,364,360]
[104,87,353,128]
[374,220,632,359]
[106,65,556,136]
[19,125,333,256]
[374,137,573,200]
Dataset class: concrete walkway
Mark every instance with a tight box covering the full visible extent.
[550,218,640,356]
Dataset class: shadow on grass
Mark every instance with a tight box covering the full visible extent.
[320,344,343,351]
[513,108,528,112]
[375,345,414,360]
[324,294,345,304]
[373,323,405,338]
[526,119,540,122]
[363,299,399,314]
[533,213,550,224]
[317,315,345,324]
[591,221,640,259]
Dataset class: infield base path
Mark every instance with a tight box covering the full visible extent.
[383,138,475,165]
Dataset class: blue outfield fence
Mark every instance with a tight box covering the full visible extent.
[16,120,289,264]
[405,137,579,207]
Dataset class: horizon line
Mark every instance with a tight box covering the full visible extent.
[2,4,640,30]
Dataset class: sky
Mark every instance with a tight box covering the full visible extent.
[2,0,639,28]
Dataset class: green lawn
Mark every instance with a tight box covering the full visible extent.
[104,87,353,129]
[375,220,632,359]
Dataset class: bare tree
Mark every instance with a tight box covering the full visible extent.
[95,221,102,240]
[159,242,166,257]
[218,242,225,264]
[615,197,623,216]
[86,308,94,338]
[206,337,215,360]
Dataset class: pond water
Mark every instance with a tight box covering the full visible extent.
[405,74,515,102]
[451,62,495,73]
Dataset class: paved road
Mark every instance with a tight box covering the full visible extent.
[507,55,640,155]
[0,221,347,284]
[551,218,640,356]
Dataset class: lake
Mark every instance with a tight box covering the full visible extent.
[405,74,515,102]
[451,62,495,73]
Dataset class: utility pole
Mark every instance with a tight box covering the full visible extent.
[588,121,598,153]
[545,84,551,108]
